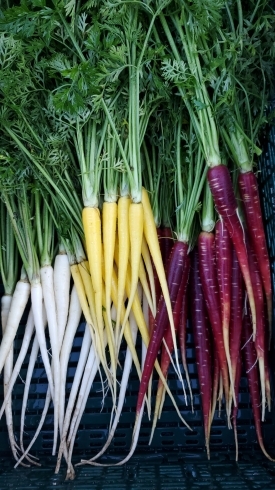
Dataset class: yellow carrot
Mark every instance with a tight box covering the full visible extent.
[82,207,106,368]
[141,237,156,315]
[138,258,154,316]
[119,202,143,344]
[115,196,131,346]
[78,261,97,329]
[102,201,117,345]
[141,187,181,376]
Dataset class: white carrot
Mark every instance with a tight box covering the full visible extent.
[54,250,71,349]
[1,294,25,466]
[66,349,100,480]
[55,323,91,473]
[77,311,138,465]
[0,309,35,420]
[20,305,47,455]
[31,281,54,401]
[40,264,60,455]
[0,278,30,374]
[59,286,82,435]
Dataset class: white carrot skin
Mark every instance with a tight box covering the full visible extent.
[0,309,35,419]
[55,324,92,473]
[31,281,55,401]
[2,295,23,465]
[0,280,30,374]
[66,352,101,480]
[67,343,97,445]
[58,286,82,436]
[40,265,60,455]
[54,253,71,349]
[77,312,138,465]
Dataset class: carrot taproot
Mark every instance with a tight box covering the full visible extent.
[115,196,131,346]
[215,219,234,401]
[198,231,231,422]
[238,171,272,339]
[229,248,243,415]
[242,312,274,461]
[207,165,256,338]
[191,247,212,459]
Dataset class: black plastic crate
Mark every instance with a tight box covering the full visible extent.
[0,126,275,487]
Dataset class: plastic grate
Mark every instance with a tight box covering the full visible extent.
[0,453,275,489]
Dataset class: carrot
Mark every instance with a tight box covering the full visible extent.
[82,207,107,371]
[191,247,212,459]
[207,165,256,337]
[0,278,30,374]
[215,219,235,401]
[136,241,186,420]
[115,196,131,345]
[247,238,267,422]
[119,202,144,342]
[232,356,242,461]
[242,312,274,461]
[141,188,180,372]
[211,353,219,422]
[102,201,117,347]
[178,257,193,408]
[229,248,243,414]
[150,242,189,441]
[198,231,231,422]
[160,227,174,271]
[238,170,272,339]
[53,249,71,349]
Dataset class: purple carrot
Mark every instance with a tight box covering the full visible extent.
[191,247,212,459]
[207,165,256,337]
[247,237,267,422]
[238,171,272,340]
[211,352,219,422]
[232,356,242,461]
[178,256,193,407]
[136,241,187,416]
[160,227,174,273]
[198,231,231,422]
[229,248,243,412]
[215,219,234,398]
[149,247,190,442]
[242,312,274,461]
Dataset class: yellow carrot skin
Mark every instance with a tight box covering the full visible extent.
[120,202,144,345]
[115,196,131,345]
[71,264,94,329]
[103,201,117,341]
[82,207,106,367]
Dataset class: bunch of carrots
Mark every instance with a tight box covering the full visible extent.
[0,0,274,479]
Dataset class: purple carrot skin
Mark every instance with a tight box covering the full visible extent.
[238,171,272,339]
[211,352,219,422]
[242,313,274,461]
[198,231,231,422]
[178,256,193,407]
[136,241,186,416]
[207,165,256,337]
[232,356,242,461]
[215,220,234,399]
[247,238,266,422]
[229,248,243,413]
[191,247,212,459]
